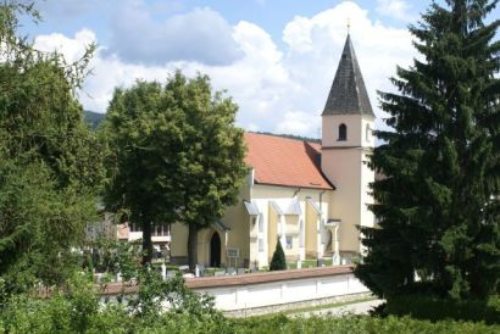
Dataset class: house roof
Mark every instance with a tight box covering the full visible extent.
[322,34,374,116]
[244,132,334,190]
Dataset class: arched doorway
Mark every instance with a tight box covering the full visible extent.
[210,232,221,267]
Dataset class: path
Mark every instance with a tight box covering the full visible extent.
[293,299,384,318]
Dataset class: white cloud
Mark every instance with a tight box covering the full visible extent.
[34,29,96,63]
[276,111,320,136]
[376,0,416,22]
[108,3,242,65]
[32,2,416,137]
[280,1,414,132]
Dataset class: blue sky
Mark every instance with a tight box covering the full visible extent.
[29,1,424,35]
[23,0,499,137]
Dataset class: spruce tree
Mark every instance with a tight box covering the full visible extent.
[270,239,287,271]
[355,0,499,300]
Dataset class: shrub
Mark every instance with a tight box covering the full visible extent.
[381,295,500,325]
[0,270,230,334]
[269,238,286,271]
[232,315,500,334]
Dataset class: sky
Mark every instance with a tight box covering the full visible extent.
[20,0,499,137]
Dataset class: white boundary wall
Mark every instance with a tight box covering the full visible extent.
[194,272,368,311]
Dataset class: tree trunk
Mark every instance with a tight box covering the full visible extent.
[142,219,153,265]
[187,224,198,272]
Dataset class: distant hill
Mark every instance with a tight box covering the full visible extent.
[81,112,320,144]
[84,110,105,129]
[252,131,321,143]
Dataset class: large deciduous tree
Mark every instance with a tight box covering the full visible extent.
[103,72,247,267]
[355,0,499,300]
[0,1,102,292]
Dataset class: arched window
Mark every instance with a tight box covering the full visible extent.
[338,123,347,141]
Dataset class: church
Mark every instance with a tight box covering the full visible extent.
[170,33,376,269]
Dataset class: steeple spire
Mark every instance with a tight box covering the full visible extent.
[322,34,374,116]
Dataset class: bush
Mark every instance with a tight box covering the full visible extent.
[0,269,230,334]
[232,315,500,334]
[380,295,500,325]
[269,238,286,271]
[1,285,499,334]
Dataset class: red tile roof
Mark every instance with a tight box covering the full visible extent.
[244,133,334,190]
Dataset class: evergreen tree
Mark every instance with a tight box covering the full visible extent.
[103,72,247,267]
[270,239,287,271]
[355,0,499,300]
[0,1,102,292]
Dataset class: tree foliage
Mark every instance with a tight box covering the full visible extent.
[0,270,231,334]
[269,239,287,271]
[355,0,499,300]
[0,1,102,292]
[102,72,247,267]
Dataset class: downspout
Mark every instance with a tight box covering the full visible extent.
[319,190,326,214]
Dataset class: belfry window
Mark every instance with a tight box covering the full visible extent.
[338,123,347,141]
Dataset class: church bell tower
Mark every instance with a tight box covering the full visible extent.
[321,34,375,259]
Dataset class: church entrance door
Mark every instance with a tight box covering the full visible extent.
[210,232,221,267]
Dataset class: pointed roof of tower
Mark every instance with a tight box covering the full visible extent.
[322,34,374,116]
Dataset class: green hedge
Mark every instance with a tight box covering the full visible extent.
[382,295,500,325]
[1,273,498,333]
[232,315,499,334]
[2,298,499,334]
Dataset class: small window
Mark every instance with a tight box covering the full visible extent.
[338,123,347,141]
[365,124,371,142]
[227,248,240,258]
[286,236,293,250]
[258,213,264,233]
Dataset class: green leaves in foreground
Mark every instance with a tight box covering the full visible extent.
[0,2,103,293]
[233,315,499,334]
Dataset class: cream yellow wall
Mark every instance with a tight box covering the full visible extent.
[252,185,331,264]
[170,172,253,267]
[322,115,365,148]
[169,173,336,268]
[325,148,362,252]
[220,198,250,267]
[196,228,229,267]
[321,114,375,255]
[360,150,375,255]
[171,223,188,258]
[305,201,318,258]
[267,204,278,260]
[284,215,300,260]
